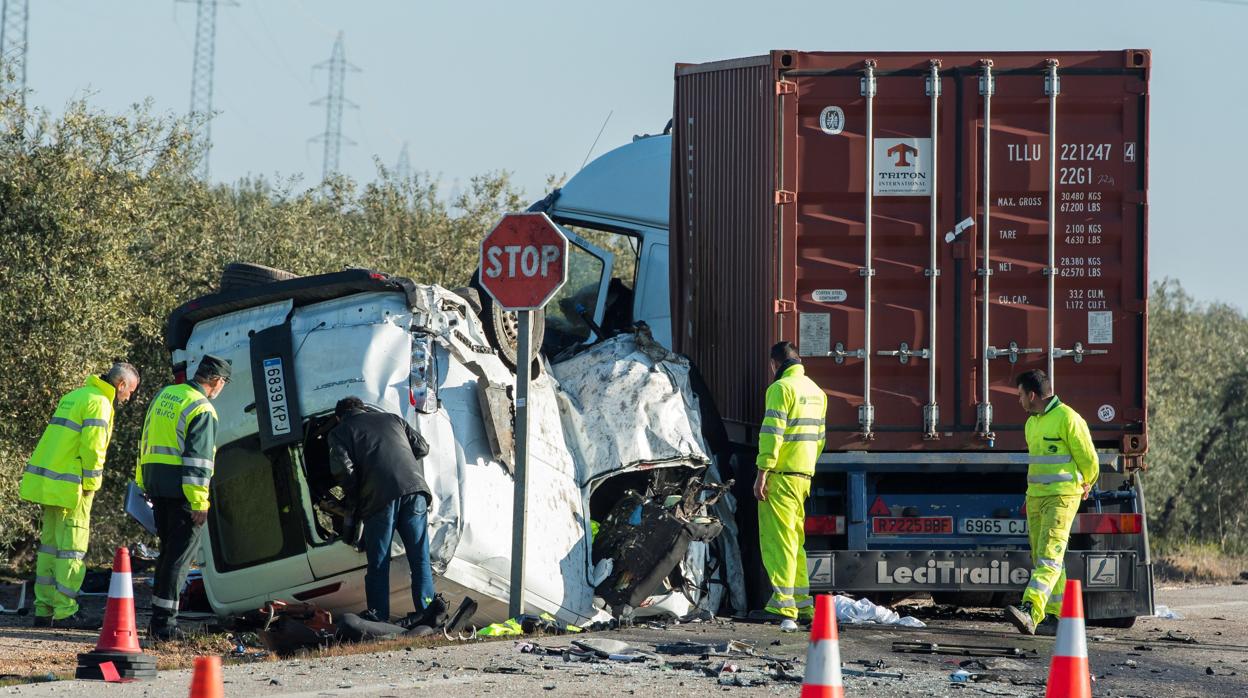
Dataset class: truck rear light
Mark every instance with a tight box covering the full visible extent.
[805,515,845,535]
[1071,513,1142,535]
[293,582,342,601]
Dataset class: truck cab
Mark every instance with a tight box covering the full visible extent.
[532,131,673,352]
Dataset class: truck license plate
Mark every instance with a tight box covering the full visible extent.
[959,518,1028,535]
[872,516,953,535]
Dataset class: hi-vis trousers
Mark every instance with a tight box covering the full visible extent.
[34,493,93,620]
[758,471,813,620]
[1022,493,1080,625]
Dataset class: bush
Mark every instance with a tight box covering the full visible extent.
[0,92,525,567]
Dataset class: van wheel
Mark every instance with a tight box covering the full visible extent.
[1089,615,1137,629]
[468,271,546,370]
[219,262,299,291]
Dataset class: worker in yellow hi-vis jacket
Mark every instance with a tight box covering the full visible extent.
[20,362,140,630]
[1005,369,1099,636]
[753,341,827,633]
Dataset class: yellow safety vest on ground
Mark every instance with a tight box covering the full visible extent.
[756,364,827,475]
[137,382,218,511]
[1023,396,1098,497]
[20,376,116,509]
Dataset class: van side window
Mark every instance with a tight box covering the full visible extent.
[209,436,306,571]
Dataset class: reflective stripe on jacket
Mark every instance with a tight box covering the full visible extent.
[136,382,218,511]
[756,364,827,475]
[1024,396,1099,497]
[19,376,116,509]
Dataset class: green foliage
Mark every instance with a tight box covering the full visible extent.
[0,94,525,566]
[1146,280,1248,553]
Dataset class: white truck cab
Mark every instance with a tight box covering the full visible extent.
[533,131,673,351]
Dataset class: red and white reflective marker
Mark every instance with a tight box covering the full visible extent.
[478,212,569,619]
[478,212,569,311]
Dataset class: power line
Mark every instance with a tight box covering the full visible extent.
[396,141,411,180]
[310,31,359,181]
[179,0,236,181]
[1,0,29,102]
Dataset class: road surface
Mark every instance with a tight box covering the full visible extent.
[3,582,1245,697]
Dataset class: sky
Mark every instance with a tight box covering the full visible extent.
[13,0,1248,306]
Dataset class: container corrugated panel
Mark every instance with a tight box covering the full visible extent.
[671,56,778,425]
[672,50,1149,454]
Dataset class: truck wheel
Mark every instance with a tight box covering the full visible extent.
[219,262,299,291]
[468,271,546,370]
[1089,615,1137,629]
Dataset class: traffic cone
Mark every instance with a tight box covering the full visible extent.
[96,546,141,653]
[801,594,844,697]
[76,547,156,681]
[1045,579,1091,698]
[189,656,224,698]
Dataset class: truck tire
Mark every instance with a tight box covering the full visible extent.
[1089,615,1136,629]
[219,262,299,291]
[468,271,546,370]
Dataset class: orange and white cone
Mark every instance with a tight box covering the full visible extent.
[95,546,142,654]
[75,547,156,681]
[189,656,224,698]
[801,594,844,697]
[1045,578,1091,698]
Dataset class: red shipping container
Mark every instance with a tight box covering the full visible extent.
[671,50,1148,455]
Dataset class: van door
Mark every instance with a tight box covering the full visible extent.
[203,437,315,605]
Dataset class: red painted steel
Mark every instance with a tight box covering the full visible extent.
[671,51,1149,453]
[479,213,569,311]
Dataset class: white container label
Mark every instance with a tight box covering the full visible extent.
[812,289,847,303]
[1088,311,1114,345]
[799,313,831,357]
[874,138,932,196]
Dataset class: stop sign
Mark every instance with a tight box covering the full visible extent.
[479,212,569,311]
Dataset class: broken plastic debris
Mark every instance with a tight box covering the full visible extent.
[655,640,728,655]
[1152,605,1183,620]
[592,558,614,586]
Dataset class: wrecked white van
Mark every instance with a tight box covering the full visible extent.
[163,267,739,627]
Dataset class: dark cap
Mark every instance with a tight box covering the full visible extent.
[196,354,232,381]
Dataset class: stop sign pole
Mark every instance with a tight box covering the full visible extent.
[478,212,568,619]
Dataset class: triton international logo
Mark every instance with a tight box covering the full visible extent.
[873,138,931,196]
[886,142,919,167]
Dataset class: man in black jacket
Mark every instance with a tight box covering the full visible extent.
[329,397,436,624]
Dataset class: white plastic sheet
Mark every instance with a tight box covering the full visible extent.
[833,595,926,628]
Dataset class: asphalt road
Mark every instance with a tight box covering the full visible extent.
[4,583,1246,697]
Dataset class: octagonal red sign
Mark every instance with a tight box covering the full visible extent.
[478,212,569,311]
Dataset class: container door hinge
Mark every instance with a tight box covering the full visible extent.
[775,190,796,205]
[1053,341,1109,364]
[775,80,797,96]
[774,299,796,314]
[986,341,1043,364]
